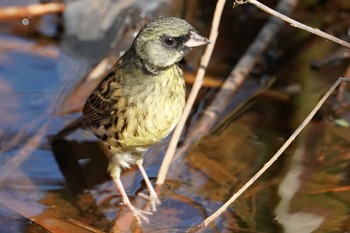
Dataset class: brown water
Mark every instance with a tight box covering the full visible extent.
[0,1,350,232]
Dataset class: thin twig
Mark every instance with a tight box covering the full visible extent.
[156,0,226,185]
[336,64,350,103]
[235,0,350,49]
[0,3,64,20]
[186,77,350,232]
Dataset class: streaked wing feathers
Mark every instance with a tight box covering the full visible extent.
[83,71,118,122]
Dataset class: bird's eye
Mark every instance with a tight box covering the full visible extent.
[163,37,177,48]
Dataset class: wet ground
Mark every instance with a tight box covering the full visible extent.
[0,0,350,232]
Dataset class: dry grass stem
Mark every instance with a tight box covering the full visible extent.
[186,77,350,232]
[236,0,350,48]
[156,0,227,185]
[0,3,64,20]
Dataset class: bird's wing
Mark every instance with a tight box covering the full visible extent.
[82,70,119,123]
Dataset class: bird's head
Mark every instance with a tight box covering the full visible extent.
[133,17,210,72]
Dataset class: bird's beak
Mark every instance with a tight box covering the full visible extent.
[184,31,211,48]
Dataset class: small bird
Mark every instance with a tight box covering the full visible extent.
[55,17,209,222]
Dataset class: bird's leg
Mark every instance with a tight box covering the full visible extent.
[109,166,152,223]
[136,159,161,212]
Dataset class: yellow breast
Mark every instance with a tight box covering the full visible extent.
[116,65,185,149]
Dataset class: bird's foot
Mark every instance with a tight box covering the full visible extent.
[126,202,153,224]
[138,192,161,212]
[111,174,153,223]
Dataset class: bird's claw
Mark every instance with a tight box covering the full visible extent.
[128,204,153,223]
[138,192,161,212]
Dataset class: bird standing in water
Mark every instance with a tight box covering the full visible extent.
[57,17,209,222]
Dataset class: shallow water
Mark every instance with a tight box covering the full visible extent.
[0,1,350,233]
